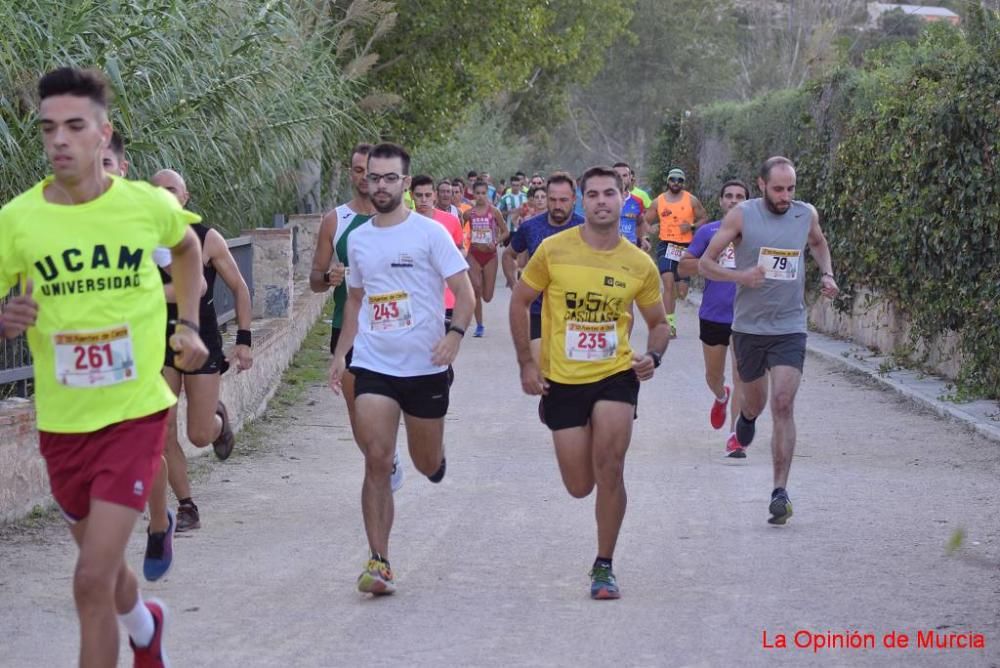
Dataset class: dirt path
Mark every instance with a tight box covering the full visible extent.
[1,296,997,667]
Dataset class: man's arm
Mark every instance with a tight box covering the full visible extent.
[643,199,659,233]
[206,230,254,370]
[309,210,341,293]
[639,300,671,358]
[677,251,699,279]
[691,194,709,228]
[493,206,510,245]
[698,207,763,288]
[168,227,210,370]
[806,206,839,299]
[509,280,546,394]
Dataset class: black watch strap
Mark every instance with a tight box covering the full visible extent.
[447,325,466,338]
[647,350,662,368]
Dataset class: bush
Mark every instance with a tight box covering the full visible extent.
[649,7,1000,398]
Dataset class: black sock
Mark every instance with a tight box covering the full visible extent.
[593,556,613,570]
[771,487,786,499]
[428,457,447,483]
[178,497,195,507]
[736,412,757,447]
[739,411,757,424]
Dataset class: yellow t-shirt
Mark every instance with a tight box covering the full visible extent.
[0,176,199,433]
[521,226,661,384]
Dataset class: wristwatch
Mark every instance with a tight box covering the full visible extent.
[646,350,662,368]
[323,270,332,285]
[447,325,466,338]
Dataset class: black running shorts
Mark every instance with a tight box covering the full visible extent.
[699,319,733,347]
[541,369,639,431]
[350,367,450,419]
[732,332,807,383]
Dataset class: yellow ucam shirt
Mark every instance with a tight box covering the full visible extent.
[521,226,661,385]
[0,175,199,433]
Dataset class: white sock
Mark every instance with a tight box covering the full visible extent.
[119,597,155,648]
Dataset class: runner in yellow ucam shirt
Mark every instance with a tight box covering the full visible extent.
[509,165,669,601]
[0,67,206,668]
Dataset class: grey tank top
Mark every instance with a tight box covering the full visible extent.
[733,198,813,335]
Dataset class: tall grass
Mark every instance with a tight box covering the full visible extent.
[0,0,384,235]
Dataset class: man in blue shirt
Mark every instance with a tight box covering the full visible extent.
[502,172,584,362]
[614,162,650,249]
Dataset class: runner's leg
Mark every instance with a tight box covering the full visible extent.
[552,425,595,499]
[481,255,499,304]
[402,413,445,478]
[148,459,169,533]
[661,271,677,328]
[183,373,223,447]
[702,341,728,401]
[768,366,802,490]
[468,256,484,327]
[355,394,401,557]
[728,346,744,433]
[161,370,188,500]
[70,500,141,667]
[343,370,360,445]
[590,401,633,560]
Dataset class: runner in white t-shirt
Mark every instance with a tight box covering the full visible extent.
[329,143,475,596]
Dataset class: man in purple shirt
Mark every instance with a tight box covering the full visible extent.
[679,179,750,457]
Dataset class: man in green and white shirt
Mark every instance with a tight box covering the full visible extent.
[498,174,528,231]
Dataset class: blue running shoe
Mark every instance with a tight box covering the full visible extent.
[768,488,793,525]
[473,324,485,337]
[143,510,175,582]
[589,564,621,600]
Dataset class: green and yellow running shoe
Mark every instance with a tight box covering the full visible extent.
[357,558,396,595]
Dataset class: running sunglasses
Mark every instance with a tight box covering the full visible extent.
[668,177,685,184]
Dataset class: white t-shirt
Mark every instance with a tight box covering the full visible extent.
[347,212,468,376]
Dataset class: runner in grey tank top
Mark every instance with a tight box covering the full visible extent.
[732,198,812,335]
[696,157,839,526]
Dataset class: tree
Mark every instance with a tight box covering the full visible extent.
[535,0,741,176]
[355,0,633,147]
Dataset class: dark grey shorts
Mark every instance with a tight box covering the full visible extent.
[732,332,807,383]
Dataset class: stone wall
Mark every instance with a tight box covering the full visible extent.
[0,227,329,523]
[809,289,963,379]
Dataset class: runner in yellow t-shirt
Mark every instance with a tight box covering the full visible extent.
[0,67,206,667]
[509,165,669,601]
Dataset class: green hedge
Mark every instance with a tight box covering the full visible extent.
[650,7,1000,398]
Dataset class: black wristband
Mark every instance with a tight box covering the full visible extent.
[170,318,200,333]
[646,350,662,368]
[323,270,332,285]
[447,325,466,338]
[236,329,252,347]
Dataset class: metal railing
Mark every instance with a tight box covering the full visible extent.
[0,286,33,398]
[2,236,256,398]
[214,236,254,327]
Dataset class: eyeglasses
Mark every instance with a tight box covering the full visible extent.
[366,172,403,185]
[668,177,685,184]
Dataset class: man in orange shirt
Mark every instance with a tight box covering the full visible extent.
[643,167,708,336]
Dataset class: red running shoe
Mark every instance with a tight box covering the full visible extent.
[130,598,170,667]
[725,433,746,459]
[710,385,731,430]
